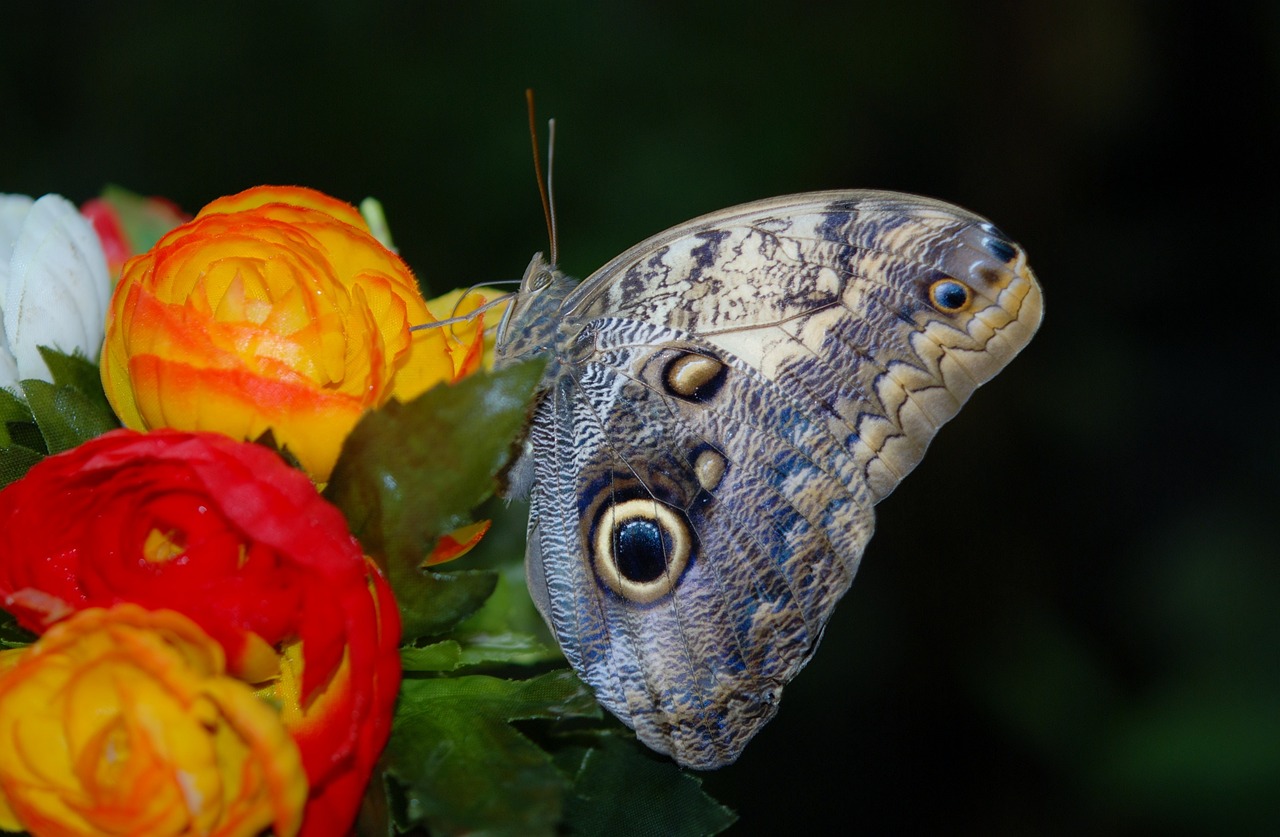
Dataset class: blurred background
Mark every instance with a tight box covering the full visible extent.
[4,2,1277,834]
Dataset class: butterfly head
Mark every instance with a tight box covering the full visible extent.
[493,253,580,366]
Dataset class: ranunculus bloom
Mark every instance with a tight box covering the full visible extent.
[0,193,112,389]
[0,604,306,837]
[100,185,480,481]
[0,429,401,834]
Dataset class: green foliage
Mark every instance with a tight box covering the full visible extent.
[324,360,544,639]
[558,735,737,836]
[0,347,120,487]
[384,671,598,835]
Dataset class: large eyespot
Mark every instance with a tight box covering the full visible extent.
[592,497,693,603]
[928,278,972,313]
[664,352,727,402]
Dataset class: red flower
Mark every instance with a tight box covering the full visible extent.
[0,430,400,835]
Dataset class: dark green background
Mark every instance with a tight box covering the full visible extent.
[5,2,1277,834]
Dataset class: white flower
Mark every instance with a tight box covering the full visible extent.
[0,193,111,390]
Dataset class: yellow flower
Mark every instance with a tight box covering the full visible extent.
[101,185,477,482]
[0,605,306,837]
[422,285,509,374]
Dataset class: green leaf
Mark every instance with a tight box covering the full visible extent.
[323,360,544,641]
[20,379,119,455]
[453,629,559,668]
[400,630,557,673]
[559,735,738,837]
[37,346,113,417]
[400,640,463,673]
[0,386,40,454]
[0,348,120,483]
[0,388,34,425]
[385,567,498,641]
[443,554,561,668]
[0,609,36,650]
[383,669,600,836]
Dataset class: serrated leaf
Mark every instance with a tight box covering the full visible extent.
[37,346,113,416]
[559,734,737,837]
[323,361,544,641]
[384,669,600,836]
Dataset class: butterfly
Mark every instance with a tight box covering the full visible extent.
[492,190,1043,769]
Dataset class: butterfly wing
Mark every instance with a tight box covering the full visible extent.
[498,190,1042,769]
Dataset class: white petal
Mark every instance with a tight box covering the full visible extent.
[4,194,111,382]
[0,193,37,305]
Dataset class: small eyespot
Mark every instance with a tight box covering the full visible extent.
[928,278,972,313]
[691,446,727,491]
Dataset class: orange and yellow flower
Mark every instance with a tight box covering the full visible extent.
[100,185,483,482]
[0,605,306,837]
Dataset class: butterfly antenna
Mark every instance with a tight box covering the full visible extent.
[546,117,559,265]
[526,88,559,265]
[408,286,518,333]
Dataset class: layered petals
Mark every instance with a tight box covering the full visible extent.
[100,185,468,481]
[0,605,307,837]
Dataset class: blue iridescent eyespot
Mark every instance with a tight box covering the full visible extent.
[928,278,972,313]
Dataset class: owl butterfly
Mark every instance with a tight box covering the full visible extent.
[493,190,1042,769]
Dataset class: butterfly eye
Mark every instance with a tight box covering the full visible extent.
[928,278,972,313]
[529,270,554,291]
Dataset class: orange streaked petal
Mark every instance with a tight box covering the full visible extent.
[424,519,492,566]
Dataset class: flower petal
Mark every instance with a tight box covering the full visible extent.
[3,194,111,381]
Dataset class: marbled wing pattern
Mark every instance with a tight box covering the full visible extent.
[495,190,1042,769]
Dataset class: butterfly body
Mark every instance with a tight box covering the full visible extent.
[495,191,1042,769]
